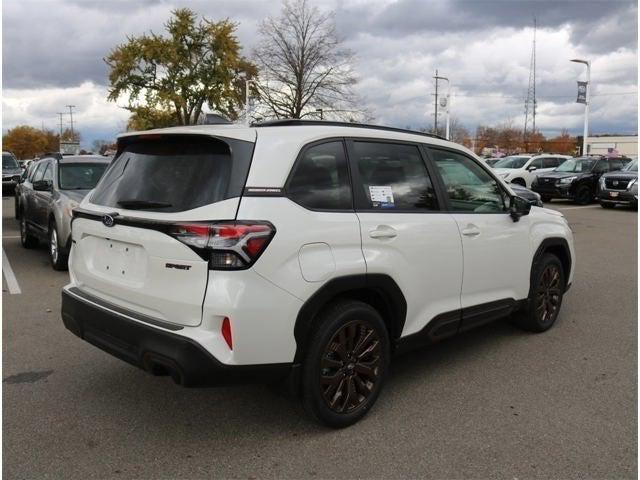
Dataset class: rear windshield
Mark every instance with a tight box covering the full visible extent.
[59,163,108,190]
[90,135,253,212]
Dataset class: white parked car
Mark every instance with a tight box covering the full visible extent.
[493,154,572,188]
[61,120,575,427]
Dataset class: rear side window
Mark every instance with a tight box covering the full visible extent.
[287,141,352,210]
[91,135,253,212]
[351,141,438,211]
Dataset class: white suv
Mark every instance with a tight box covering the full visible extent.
[61,120,575,427]
[493,154,572,188]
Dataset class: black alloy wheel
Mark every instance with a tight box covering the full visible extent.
[534,263,562,327]
[513,253,565,332]
[320,320,382,413]
[302,300,390,428]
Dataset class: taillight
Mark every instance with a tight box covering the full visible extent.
[168,221,275,270]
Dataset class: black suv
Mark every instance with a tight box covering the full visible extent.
[598,159,638,209]
[531,156,631,204]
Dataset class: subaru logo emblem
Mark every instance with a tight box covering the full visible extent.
[102,214,116,227]
[613,180,619,186]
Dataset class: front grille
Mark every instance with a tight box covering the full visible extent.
[538,178,556,185]
[605,178,631,190]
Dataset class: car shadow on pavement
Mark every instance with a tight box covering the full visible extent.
[65,316,530,436]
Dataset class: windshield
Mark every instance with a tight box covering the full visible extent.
[58,163,108,190]
[3,153,19,169]
[624,160,638,172]
[493,156,530,169]
[556,158,596,173]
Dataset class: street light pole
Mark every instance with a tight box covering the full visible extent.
[434,73,450,140]
[571,58,590,155]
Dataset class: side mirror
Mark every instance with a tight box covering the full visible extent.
[33,180,52,192]
[509,195,531,222]
[527,165,537,172]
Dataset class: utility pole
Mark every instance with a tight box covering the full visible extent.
[316,108,324,120]
[524,17,537,141]
[433,69,439,135]
[66,105,76,140]
[57,112,65,146]
[434,73,450,140]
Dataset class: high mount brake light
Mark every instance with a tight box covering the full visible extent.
[168,222,275,270]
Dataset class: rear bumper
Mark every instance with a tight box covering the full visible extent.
[61,287,295,387]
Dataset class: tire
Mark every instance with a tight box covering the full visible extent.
[541,195,552,203]
[48,222,69,271]
[511,178,526,187]
[301,300,390,428]
[19,215,39,249]
[575,185,592,205]
[600,201,615,209]
[513,253,565,333]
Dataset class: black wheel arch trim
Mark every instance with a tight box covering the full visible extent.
[293,274,407,363]
[532,237,572,292]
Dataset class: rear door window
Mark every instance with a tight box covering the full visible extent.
[350,141,438,211]
[91,135,253,212]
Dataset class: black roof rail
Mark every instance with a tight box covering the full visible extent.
[251,119,448,141]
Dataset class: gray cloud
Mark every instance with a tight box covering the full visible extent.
[2,0,638,145]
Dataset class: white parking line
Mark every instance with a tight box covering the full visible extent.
[2,248,22,294]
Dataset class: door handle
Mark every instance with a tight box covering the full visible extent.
[369,226,397,239]
[461,224,480,237]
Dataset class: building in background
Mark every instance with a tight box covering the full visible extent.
[586,135,638,157]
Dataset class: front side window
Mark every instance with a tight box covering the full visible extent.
[42,163,54,182]
[32,162,47,182]
[352,141,438,211]
[287,141,352,210]
[541,157,557,168]
[430,149,507,213]
[59,163,109,190]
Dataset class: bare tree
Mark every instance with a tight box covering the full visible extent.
[252,0,362,120]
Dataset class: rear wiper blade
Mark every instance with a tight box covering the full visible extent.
[117,199,173,209]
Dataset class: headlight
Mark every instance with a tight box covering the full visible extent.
[499,172,510,179]
[599,176,606,188]
[559,176,577,184]
[627,178,637,190]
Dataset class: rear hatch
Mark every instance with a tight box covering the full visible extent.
[70,133,255,327]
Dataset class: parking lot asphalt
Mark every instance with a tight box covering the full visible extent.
[2,194,637,479]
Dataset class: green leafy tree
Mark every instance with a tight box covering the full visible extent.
[105,8,257,125]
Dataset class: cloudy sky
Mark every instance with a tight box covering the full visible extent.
[2,0,638,148]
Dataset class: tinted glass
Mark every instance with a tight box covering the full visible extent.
[431,149,507,213]
[32,162,47,182]
[493,156,530,169]
[42,163,53,182]
[530,158,543,169]
[352,141,437,211]
[624,160,638,172]
[59,163,108,190]
[287,141,351,210]
[557,158,596,172]
[3,153,18,168]
[91,136,253,212]
[609,159,624,171]
[593,160,609,173]
[542,157,557,168]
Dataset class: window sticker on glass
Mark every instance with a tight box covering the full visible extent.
[369,185,395,208]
